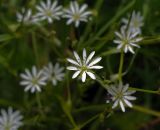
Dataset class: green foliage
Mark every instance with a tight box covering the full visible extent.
[0,0,160,130]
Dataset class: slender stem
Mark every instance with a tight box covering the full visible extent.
[130,87,160,95]
[100,48,120,56]
[36,93,44,116]
[80,114,100,129]
[32,32,39,67]
[133,105,160,117]
[118,50,124,82]
[66,71,72,108]
[123,50,137,75]
[74,104,109,113]
[96,74,160,96]
[57,96,78,129]
[67,113,78,129]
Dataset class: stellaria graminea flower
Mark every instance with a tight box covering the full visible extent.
[0,107,23,130]
[63,1,92,27]
[67,48,103,82]
[34,0,63,23]
[107,83,136,112]
[17,8,35,25]
[122,11,144,34]
[43,62,65,86]
[114,26,143,54]
[20,66,47,93]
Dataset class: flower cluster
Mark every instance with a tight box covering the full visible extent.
[17,2,145,114]
[114,26,142,54]
[0,107,23,130]
[20,62,64,93]
[114,11,143,54]
[17,0,92,27]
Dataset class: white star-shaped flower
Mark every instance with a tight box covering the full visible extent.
[20,66,47,93]
[43,62,65,86]
[63,1,92,27]
[67,49,103,82]
[34,0,63,23]
[16,8,36,25]
[114,26,143,54]
[122,11,144,34]
[107,83,136,112]
[0,107,23,130]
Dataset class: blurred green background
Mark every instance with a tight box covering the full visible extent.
[0,0,160,130]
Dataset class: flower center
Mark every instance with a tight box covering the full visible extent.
[123,38,129,46]
[81,65,88,71]
[133,20,139,28]
[73,14,80,20]
[116,92,123,100]
[5,123,11,130]
[45,10,52,17]
[32,78,39,85]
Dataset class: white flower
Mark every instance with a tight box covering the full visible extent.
[20,66,47,93]
[63,1,92,27]
[43,62,65,86]
[114,26,143,54]
[67,49,103,82]
[107,83,136,112]
[34,0,63,23]
[16,8,36,25]
[0,107,23,130]
[122,11,144,34]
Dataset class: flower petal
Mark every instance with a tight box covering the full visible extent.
[67,66,78,70]
[86,51,95,65]
[73,51,82,65]
[88,57,102,67]
[112,100,119,109]
[82,71,86,82]
[88,65,103,69]
[83,48,87,64]
[86,71,96,79]
[124,99,133,108]
[72,70,81,79]
[124,96,136,100]
[119,100,125,112]
[67,58,80,66]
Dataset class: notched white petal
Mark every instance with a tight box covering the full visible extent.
[67,66,78,70]
[82,71,86,82]
[86,71,96,79]
[88,57,102,67]
[72,70,81,79]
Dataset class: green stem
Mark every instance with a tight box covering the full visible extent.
[80,114,100,129]
[32,32,39,67]
[74,104,109,113]
[57,96,78,129]
[100,48,120,56]
[66,112,78,129]
[118,50,124,82]
[96,74,160,96]
[36,93,44,116]
[66,71,72,109]
[123,50,137,75]
[133,105,160,117]
[130,87,160,95]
